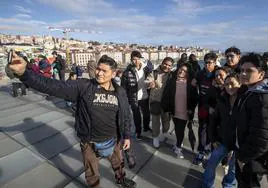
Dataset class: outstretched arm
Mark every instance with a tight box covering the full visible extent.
[8,52,81,102]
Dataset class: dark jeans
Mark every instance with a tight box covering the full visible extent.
[59,70,65,81]
[173,118,188,148]
[80,141,125,188]
[130,98,150,135]
[202,144,236,188]
[235,161,264,188]
[198,117,210,152]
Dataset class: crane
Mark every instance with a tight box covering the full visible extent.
[47,26,102,64]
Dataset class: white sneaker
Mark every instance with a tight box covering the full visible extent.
[159,132,169,142]
[153,137,160,148]
[173,146,184,159]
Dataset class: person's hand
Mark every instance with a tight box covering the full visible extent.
[212,142,220,149]
[123,139,130,150]
[237,159,245,172]
[149,81,156,89]
[191,78,197,87]
[209,107,215,114]
[9,51,27,76]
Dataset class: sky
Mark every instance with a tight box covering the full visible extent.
[0,0,268,52]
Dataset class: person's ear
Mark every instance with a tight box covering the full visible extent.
[112,71,116,78]
[259,71,265,79]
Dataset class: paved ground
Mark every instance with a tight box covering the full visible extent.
[0,78,231,188]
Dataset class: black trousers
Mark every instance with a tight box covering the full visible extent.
[130,98,150,135]
[197,117,210,152]
[173,118,188,148]
[235,161,264,188]
[59,70,65,81]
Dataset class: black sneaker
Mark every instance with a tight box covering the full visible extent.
[136,134,142,141]
[116,177,136,188]
[193,152,204,166]
[143,127,152,132]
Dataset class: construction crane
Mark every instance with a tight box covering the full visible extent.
[48,26,102,65]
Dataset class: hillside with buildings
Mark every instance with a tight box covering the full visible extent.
[0,33,223,79]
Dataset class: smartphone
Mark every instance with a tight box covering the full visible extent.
[7,50,13,64]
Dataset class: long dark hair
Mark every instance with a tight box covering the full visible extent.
[176,62,194,81]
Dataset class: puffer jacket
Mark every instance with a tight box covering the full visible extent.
[236,79,268,173]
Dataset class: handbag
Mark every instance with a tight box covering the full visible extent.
[150,101,162,115]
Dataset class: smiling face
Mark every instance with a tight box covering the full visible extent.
[204,59,216,72]
[95,63,116,86]
[177,65,188,79]
[161,60,173,73]
[226,52,240,68]
[224,76,241,96]
[240,62,265,86]
[215,69,227,85]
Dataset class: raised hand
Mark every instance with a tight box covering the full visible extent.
[8,51,27,76]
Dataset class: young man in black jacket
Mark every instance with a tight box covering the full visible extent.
[236,53,268,188]
[8,52,136,188]
[121,50,153,140]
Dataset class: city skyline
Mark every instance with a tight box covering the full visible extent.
[0,0,268,52]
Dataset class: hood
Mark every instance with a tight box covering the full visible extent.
[248,79,268,94]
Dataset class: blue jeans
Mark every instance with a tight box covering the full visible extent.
[202,144,236,188]
[93,138,116,157]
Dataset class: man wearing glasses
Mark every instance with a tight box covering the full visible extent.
[224,46,241,74]
[192,52,218,165]
[236,53,268,187]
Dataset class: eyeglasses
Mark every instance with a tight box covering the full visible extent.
[226,54,235,59]
[204,60,215,64]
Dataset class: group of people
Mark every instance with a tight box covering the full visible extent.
[23,51,66,80]
[6,47,268,188]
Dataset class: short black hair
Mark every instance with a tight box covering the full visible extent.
[204,52,218,61]
[162,57,174,64]
[52,51,57,55]
[215,66,231,75]
[69,72,77,78]
[181,53,187,59]
[262,52,268,62]
[98,55,117,70]
[225,73,240,84]
[240,53,267,72]
[131,50,142,59]
[225,46,241,55]
[189,54,197,62]
[38,54,46,59]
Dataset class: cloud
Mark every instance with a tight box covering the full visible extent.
[13,14,32,19]
[1,0,267,51]
[37,0,112,14]
[170,0,238,15]
[14,5,32,14]
[0,17,47,33]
